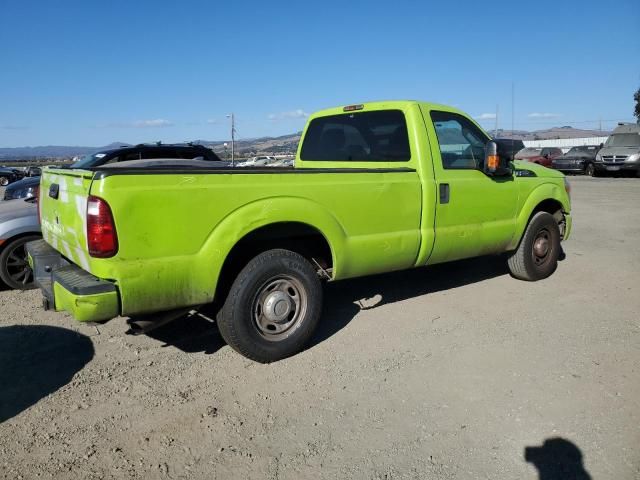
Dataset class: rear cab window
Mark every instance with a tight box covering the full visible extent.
[300,110,411,162]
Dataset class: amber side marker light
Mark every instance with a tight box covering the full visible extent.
[487,154,500,171]
[343,104,364,112]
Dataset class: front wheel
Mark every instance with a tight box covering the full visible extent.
[0,235,41,289]
[0,176,9,187]
[507,212,561,281]
[585,163,595,177]
[217,249,323,363]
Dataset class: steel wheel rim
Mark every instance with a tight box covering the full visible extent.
[532,228,552,267]
[251,275,307,341]
[5,241,34,286]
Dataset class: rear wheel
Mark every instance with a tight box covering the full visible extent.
[0,235,41,290]
[217,249,323,363]
[0,176,9,187]
[507,212,561,281]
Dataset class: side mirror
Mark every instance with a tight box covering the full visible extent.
[599,143,604,149]
[483,141,512,177]
[484,141,511,177]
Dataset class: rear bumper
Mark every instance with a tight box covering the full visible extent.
[26,239,120,322]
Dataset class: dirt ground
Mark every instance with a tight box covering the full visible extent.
[1,176,639,479]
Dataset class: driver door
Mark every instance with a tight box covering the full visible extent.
[425,110,518,264]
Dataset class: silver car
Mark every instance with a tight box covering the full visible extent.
[0,197,41,289]
[593,123,640,177]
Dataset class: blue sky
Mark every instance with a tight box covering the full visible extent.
[1,0,638,147]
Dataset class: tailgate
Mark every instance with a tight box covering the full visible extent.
[39,168,95,270]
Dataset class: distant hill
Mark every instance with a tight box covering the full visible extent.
[492,127,609,141]
[0,126,610,160]
[0,142,131,159]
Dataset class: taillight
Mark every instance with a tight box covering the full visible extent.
[87,195,118,258]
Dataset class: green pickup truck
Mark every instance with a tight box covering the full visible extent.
[29,101,572,362]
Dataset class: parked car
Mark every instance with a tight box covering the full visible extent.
[0,168,20,187]
[552,146,600,175]
[237,156,277,167]
[30,100,572,363]
[3,176,40,201]
[0,198,40,289]
[494,139,525,161]
[25,166,42,177]
[2,143,225,201]
[515,147,563,168]
[593,123,640,177]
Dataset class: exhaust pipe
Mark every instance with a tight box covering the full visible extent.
[125,308,194,335]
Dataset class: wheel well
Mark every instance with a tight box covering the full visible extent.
[528,199,565,233]
[213,222,333,307]
[0,232,42,254]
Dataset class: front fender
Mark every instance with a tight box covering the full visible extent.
[196,196,348,297]
[508,182,571,250]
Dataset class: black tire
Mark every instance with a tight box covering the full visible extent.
[507,212,561,281]
[585,163,595,177]
[0,235,41,290]
[0,176,9,187]
[217,249,323,363]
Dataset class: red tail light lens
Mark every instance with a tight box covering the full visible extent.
[87,195,118,258]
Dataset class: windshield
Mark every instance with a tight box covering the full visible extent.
[71,152,108,169]
[605,133,640,147]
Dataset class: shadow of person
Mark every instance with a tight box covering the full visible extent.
[525,437,592,480]
[310,255,509,349]
[0,325,94,423]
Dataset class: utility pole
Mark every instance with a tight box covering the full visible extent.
[494,104,499,138]
[227,113,236,166]
[511,82,515,139]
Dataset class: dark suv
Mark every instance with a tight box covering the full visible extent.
[3,144,222,201]
[552,145,600,175]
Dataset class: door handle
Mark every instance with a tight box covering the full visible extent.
[439,183,450,204]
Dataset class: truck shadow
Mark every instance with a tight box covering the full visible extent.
[311,255,510,349]
[525,437,592,479]
[144,255,511,356]
[0,325,94,423]
[144,312,225,355]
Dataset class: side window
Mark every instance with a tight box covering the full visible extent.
[300,110,410,162]
[430,111,488,170]
[121,152,141,162]
[141,148,177,159]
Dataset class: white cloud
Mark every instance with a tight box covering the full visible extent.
[206,119,221,125]
[268,109,309,121]
[132,119,174,128]
[528,112,561,119]
[475,113,497,120]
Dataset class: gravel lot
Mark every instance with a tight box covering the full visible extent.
[1,176,639,479]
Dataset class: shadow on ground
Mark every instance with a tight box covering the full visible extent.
[311,254,509,348]
[0,325,94,423]
[525,437,592,480]
[144,312,225,355]
[140,255,509,356]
